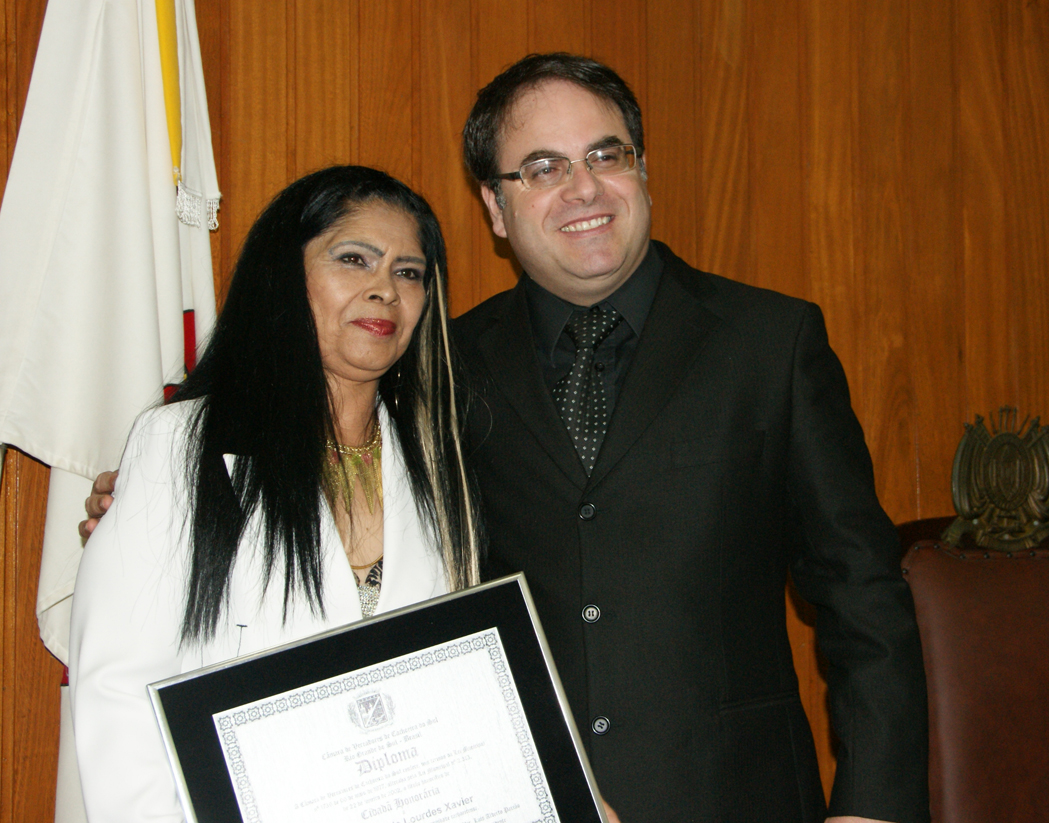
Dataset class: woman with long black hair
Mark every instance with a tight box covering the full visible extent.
[68,166,482,822]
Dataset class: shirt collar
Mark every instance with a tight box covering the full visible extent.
[523,242,663,363]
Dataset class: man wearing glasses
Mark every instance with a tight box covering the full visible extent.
[455,54,928,823]
[82,51,927,823]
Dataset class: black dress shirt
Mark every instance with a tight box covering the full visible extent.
[523,242,663,417]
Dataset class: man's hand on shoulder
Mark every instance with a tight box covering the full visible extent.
[78,470,118,540]
[827,817,895,823]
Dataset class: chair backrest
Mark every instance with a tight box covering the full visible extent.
[900,524,1049,823]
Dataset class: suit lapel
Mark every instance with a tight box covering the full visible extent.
[589,253,722,487]
[477,282,588,487]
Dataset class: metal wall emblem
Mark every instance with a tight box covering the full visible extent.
[946,407,1049,551]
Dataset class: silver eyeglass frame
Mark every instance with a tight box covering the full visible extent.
[492,143,639,190]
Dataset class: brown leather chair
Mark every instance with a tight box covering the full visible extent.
[899,519,1049,822]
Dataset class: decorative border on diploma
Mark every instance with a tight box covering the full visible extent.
[149,574,607,823]
[212,630,557,823]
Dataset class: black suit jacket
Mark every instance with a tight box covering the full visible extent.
[452,242,929,823]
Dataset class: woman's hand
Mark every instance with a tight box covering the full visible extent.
[78,470,118,540]
[602,800,622,823]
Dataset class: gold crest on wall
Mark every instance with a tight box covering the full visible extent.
[946,408,1049,552]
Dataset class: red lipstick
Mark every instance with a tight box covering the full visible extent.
[351,318,396,337]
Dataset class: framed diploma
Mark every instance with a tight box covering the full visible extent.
[149,574,606,823]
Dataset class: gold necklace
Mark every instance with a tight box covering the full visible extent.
[323,419,383,515]
[350,555,383,570]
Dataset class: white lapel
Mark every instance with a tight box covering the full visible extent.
[209,404,446,667]
[374,403,448,613]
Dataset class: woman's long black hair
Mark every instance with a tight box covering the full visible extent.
[171,166,482,644]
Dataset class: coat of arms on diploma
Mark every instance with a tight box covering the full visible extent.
[348,692,395,729]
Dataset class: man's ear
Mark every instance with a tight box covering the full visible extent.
[480,184,508,238]
[638,150,651,197]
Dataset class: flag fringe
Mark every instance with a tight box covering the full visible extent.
[176,182,220,230]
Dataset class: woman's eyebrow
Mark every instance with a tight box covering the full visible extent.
[330,239,384,256]
[329,241,425,267]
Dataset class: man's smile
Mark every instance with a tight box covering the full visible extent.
[560,215,613,232]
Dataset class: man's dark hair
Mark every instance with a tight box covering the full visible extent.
[462,53,645,191]
[172,165,481,643]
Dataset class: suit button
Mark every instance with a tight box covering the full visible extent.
[592,716,610,735]
[579,502,596,520]
[582,605,601,623]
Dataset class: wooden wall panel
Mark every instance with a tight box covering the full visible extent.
[194,0,228,291]
[1,451,62,823]
[358,0,415,182]
[854,0,915,520]
[530,0,589,55]
[1,1,11,187]
[226,0,291,269]
[1,2,61,822]
[290,0,358,178]
[418,0,476,317]
[903,0,960,518]
[958,1,1013,418]
[470,0,527,305]
[1,0,46,192]
[589,0,645,111]
[695,0,751,281]
[646,0,698,264]
[802,0,858,392]
[5,1,1049,818]
[750,0,806,299]
[1004,2,1049,419]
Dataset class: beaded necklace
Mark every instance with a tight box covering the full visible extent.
[323,420,383,617]
[323,420,382,514]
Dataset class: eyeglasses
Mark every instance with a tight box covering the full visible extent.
[493,144,639,191]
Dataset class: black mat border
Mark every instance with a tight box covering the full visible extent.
[151,575,603,823]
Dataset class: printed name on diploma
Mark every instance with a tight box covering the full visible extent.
[362,792,477,821]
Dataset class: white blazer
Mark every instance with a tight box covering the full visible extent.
[68,400,447,823]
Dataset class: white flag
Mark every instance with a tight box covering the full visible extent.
[0,0,219,664]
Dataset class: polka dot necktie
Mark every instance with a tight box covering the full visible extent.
[552,305,623,474]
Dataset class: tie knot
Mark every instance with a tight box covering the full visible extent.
[565,305,622,350]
